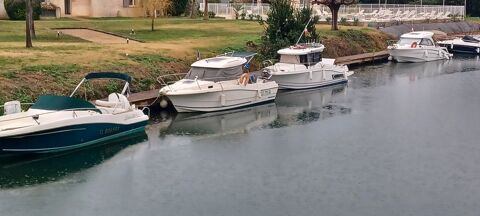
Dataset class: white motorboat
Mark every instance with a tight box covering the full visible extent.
[263,43,354,90]
[438,35,480,55]
[388,31,452,63]
[158,52,279,113]
[0,72,149,154]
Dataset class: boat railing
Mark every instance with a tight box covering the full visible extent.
[157,73,188,89]
[159,74,249,91]
[0,107,120,124]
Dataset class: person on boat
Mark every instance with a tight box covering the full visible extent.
[239,63,251,86]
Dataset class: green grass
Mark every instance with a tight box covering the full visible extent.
[22,64,81,78]
[466,17,480,23]
[0,18,262,43]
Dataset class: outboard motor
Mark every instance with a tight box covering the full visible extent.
[4,101,21,115]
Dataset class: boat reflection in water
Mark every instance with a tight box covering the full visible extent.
[160,103,278,138]
[0,131,148,189]
[272,84,351,127]
[160,84,352,137]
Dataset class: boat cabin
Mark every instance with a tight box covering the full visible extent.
[277,43,325,67]
[184,56,247,82]
[397,31,436,47]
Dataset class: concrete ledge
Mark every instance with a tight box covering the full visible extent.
[380,22,480,39]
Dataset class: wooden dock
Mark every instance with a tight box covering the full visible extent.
[335,50,389,65]
[128,89,160,107]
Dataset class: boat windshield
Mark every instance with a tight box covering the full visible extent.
[280,53,322,65]
[398,38,421,46]
[184,66,243,81]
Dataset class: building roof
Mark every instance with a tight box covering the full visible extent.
[400,31,434,39]
[191,56,247,69]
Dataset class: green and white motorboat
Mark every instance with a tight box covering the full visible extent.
[0,72,149,154]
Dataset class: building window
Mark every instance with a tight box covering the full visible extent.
[129,0,135,6]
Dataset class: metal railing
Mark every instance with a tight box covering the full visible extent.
[156,73,188,89]
[157,73,254,92]
[200,3,465,21]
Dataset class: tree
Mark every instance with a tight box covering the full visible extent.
[189,0,197,18]
[203,0,208,20]
[171,0,189,16]
[312,0,357,30]
[25,0,32,48]
[143,0,171,31]
[259,0,319,59]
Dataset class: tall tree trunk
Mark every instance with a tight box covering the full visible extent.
[330,4,340,31]
[203,0,208,20]
[151,10,156,31]
[25,0,33,48]
[31,18,36,39]
[190,0,196,18]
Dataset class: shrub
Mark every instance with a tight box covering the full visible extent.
[259,0,319,60]
[208,11,215,18]
[353,17,359,26]
[326,17,332,24]
[248,14,254,20]
[339,17,348,25]
[240,12,246,20]
[5,0,41,20]
[171,0,189,16]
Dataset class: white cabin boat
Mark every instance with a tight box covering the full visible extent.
[388,31,452,63]
[264,43,354,90]
[438,35,480,55]
[158,53,278,113]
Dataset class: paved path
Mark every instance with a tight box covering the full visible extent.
[60,29,140,44]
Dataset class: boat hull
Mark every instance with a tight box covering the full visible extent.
[388,48,450,63]
[0,121,148,154]
[270,70,348,90]
[441,44,480,54]
[166,85,278,113]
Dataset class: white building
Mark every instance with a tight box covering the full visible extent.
[47,0,144,17]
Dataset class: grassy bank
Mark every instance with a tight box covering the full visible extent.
[0,18,390,106]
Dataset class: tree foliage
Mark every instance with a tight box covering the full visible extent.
[170,0,189,16]
[259,0,319,60]
[312,0,357,30]
[4,0,41,20]
[142,0,172,31]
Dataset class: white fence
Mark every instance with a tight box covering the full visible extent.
[200,3,465,23]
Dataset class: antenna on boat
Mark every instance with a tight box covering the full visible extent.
[295,16,313,45]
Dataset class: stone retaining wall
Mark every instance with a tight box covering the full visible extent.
[381,22,480,38]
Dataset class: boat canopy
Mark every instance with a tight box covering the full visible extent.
[277,43,325,55]
[400,31,434,39]
[184,66,243,82]
[31,95,99,112]
[220,51,257,59]
[191,56,247,69]
[85,72,132,84]
[462,35,480,43]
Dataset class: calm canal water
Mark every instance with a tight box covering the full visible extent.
[1,56,480,216]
